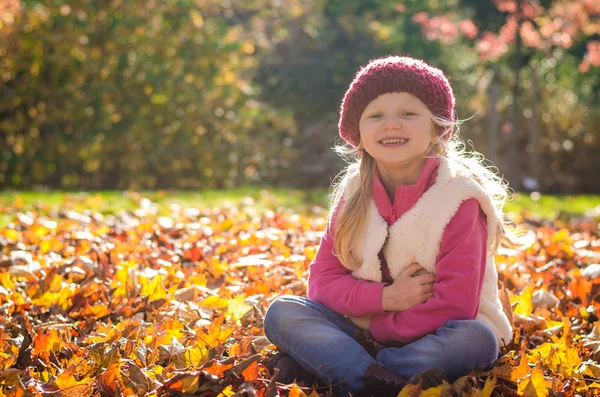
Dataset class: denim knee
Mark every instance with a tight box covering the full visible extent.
[444,320,498,374]
[263,295,304,342]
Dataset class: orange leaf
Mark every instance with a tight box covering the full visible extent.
[289,384,308,397]
[241,361,259,382]
[511,353,530,381]
[567,275,591,304]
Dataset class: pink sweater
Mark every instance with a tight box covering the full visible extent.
[307,157,488,344]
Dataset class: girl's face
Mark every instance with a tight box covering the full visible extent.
[359,92,436,172]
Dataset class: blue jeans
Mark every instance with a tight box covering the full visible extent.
[264,295,499,395]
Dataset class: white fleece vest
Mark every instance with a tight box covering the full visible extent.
[345,157,513,345]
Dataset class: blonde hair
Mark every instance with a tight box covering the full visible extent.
[329,115,529,271]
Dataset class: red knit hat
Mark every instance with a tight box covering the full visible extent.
[338,55,455,147]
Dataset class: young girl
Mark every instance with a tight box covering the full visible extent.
[264,55,517,397]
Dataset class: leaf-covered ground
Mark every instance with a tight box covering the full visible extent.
[0,194,599,397]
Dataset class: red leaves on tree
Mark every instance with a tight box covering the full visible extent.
[411,0,600,69]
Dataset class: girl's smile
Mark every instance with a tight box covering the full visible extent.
[378,137,409,147]
[359,92,436,185]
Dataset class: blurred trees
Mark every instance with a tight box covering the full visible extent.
[0,0,299,189]
[409,0,600,191]
[1,0,599,192]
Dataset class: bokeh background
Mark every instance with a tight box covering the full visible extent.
[1,0,599,193]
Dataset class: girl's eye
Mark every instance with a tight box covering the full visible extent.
[402,112,416,116]
[369,114,383,119]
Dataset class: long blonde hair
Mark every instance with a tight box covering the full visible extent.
[328,116,529,271]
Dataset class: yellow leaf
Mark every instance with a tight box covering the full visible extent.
[39,239,52,254]
[140,274,167,301]
[220,219,233,231]
[529,318,581,378]
[517,365,552,397]
[473,376,496,397]
[146,318,186,347]
[209,257,228,278]
[227,295,251,322]
[218,385,234,397]
[31,291,59,307]
[580,306,590,320]
[518,377,537,397]
[0,273,16,291]
[513,284,534,317]
[542,319,563,330]
[585,382,600,391]
[199,296,229,310]
[40,370,50,382]
[185,345,210,367]
[83,322,122,344]
[2,229,20,242]
[111,262,137,298]
[530,365,552,397]
[419,384,442,397]
[193,317,235,348]
[54,372,76,389]
[188,273,207,287]
[398,383,442,397]
[552,229,571,244]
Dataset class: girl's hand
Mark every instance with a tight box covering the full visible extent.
[381,263,435,312]
[348,315,371,331]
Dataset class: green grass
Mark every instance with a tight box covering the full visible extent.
[504,192,600,219]
[0,188,329,212]
[0,188,330,228]
[0,189,599,228]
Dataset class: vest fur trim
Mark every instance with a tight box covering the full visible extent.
[343,156,512,344]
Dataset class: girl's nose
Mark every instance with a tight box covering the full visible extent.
[383,115,402,129]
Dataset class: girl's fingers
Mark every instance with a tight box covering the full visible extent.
[401,263,423,277]
[417,274,435,284]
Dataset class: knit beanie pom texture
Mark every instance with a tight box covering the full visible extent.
[338,56,456,147]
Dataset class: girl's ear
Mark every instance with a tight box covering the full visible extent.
[356,139,364,151]
[430,123,440,144]
[429,124,444,155]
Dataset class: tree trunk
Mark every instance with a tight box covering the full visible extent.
[508,0,523,190]
[486,70,500,169]
[528,63,539,191]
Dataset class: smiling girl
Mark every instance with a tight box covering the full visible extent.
[263,56,519,396]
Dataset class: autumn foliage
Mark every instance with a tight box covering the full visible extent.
[0,195,598,396]
[410,0,600,69]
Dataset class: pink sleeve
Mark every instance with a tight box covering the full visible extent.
[369,199,487,344]
[307,223,387,317]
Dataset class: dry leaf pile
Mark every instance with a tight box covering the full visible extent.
[0,196,599,397]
